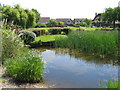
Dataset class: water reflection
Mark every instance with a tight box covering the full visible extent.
[35,47,118,66]
[34,47,119,88]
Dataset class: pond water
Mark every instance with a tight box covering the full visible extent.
[35,48,119,88]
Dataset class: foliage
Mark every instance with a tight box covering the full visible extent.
[102,7,120,28]
[18,8,28,29]
[18,30,36,44]
[84,18,93,27]
[55,31,118,57]
[32,9,40,23]
[79,22,87,27]
[6,50,43,82]
[24,9,36,28]
[36,23,46,28]
[46,19,57,27]
[107,80,119,88]
[1,29,24,63]
[48,28,71,35]
[1,4,41,29]
[57,22,65,27]
[2,29,44,83]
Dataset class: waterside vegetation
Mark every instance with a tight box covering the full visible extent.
[1,29,44,83]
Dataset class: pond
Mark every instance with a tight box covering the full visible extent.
[35,48,118,88]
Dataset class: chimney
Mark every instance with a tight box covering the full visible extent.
[95,12,97,16]
[118,1,120,7]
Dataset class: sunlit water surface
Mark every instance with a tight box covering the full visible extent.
[35,48,118,88]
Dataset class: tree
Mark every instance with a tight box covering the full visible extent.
[32,9,40,23]
[46,19,57,27]
[18,8,28,29]
[84,18,93,27]
[24,9,36,28]
[102,7,120,28]
[1,4,40,29]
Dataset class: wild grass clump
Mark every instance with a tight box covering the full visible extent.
[1,29,44,83]
[55,31,118,57]
[1,30,24,63]
[6,50,43,83]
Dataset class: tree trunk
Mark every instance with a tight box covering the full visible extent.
[113,20,116,29]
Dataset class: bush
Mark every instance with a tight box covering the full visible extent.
[32,30,41,36]
[48,28,71,35]
[35,23,46,28]
[1,30,24,63]
[18,30,36,44]
[6,50,44,83]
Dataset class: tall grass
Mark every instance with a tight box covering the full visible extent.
[6,50,43,82]
[1,30,24,63]
[1,29,44,83]
[55,31,118,57]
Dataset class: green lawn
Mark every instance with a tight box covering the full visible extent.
[33,35,67,43]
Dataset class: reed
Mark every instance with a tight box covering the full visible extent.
[55,31,118,57]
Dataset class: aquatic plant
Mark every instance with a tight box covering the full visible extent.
[55,31,118,57]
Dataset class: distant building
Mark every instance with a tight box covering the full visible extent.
[73,18,85,23]
[93,13,101,22]
[38,17,50,23]
[56,18,73,24]
[92,13,106,27]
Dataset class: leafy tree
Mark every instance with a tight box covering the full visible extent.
[1,4,40,29]
[24,9,36,28]
[84,18,93,27]
[18,8,28,29]
[102,7,120,28]
[32,9,40,23]
[46,19,57,27]
[2,5,14,24]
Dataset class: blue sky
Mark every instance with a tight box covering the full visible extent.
[0,0,119,19]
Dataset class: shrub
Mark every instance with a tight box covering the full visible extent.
[32,30,41,36]
[1,30,24,63]
[48,28,71,35]
[18,30,36,44]
[35,23,46,28]
[6,50,44,83]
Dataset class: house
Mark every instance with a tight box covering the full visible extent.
[38,17,50,23]
[93,13,101,22]
[92,13,106,27]
[74,18,85,23]
[56,18,73,25]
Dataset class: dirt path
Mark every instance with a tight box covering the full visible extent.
[0,66,49,89]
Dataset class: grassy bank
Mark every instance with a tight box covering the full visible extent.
[55,31,118,57]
